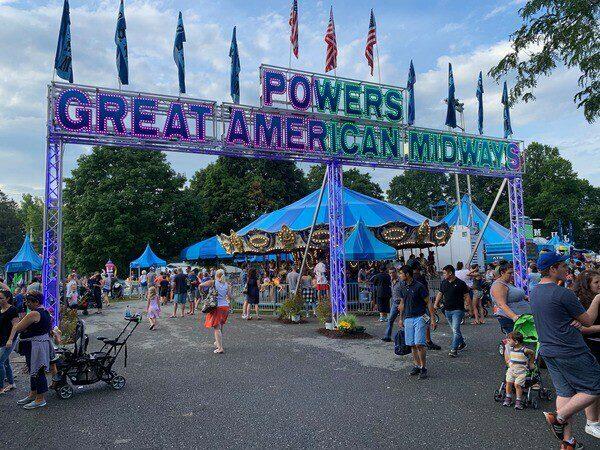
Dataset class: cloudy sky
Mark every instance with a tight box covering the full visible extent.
[0,0,598,201]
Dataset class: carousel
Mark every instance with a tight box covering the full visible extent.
[217,187,452,266]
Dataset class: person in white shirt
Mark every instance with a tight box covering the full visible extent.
[314,260,328,301]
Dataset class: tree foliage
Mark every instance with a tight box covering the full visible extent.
[386,171,450,218]
[306,165,384,199]
[189,157,309,238]
[18,194,44,248]
[0,191,23,267]
[489,0,600,122]
[63,147,191,275]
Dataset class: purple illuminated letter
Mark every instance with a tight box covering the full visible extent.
[163,103,190,140]
[97,93,127,134]
[188,104,212,141]
[263,70,286,106]
[56,89,91,131]
[226,109,251,146]
[132,98,159,137]
[308,119,327,152]
[285,116,305,151]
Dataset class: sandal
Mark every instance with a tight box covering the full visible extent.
[213,349,224,354]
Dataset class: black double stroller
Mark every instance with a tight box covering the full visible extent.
[53,314,141,399]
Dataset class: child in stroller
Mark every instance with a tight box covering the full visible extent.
[493,314,554,409]
[502,331,535,409]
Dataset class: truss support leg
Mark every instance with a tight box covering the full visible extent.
[327,161,346,322]
[42,138,64,327]
[508,176,528,292]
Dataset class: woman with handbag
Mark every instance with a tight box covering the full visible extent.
[199,269,231,354]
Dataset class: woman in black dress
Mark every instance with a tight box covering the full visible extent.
[371,264,392,322]
[243,267,260,320]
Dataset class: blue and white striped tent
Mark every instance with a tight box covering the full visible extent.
[344,219,397,261]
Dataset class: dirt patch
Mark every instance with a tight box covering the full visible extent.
[317,328,373,339]
[277,317,309,325]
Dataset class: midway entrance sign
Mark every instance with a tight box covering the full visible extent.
[43,64,527,325]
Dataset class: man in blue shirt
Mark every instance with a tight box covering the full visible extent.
[397,265,436,379]
[530,252,600,449]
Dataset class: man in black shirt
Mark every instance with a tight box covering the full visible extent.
[398,265,436,379]
[413,264,441,351]
[434,264,471,357]
[171,269,188,318]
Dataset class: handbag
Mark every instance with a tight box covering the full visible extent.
[394,329,412,356]
[201,287,218,313]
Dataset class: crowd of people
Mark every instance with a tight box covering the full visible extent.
[0,251,599,449]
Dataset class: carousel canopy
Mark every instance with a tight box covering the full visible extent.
[180,236,233,261]
[443,195,509,245]
[237,187,437,234]
[345,219,397,261]
[130,244,167,269]
[219,187,452,255]
[5,234,42,273]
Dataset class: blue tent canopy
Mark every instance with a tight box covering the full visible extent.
[345,219,397,261]
[130,244,167,269]
[180,236,233,261]
[547,234,571,248]
[442,195,510,245]
[5,234,42,273]
[237,187,436,235]
[432,199,447,208]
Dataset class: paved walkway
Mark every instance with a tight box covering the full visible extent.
[0,299,583,449]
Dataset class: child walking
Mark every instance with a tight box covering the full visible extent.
[146,287,161,330]
[503,331,535,410]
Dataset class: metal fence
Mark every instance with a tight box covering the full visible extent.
[229,276,443,314]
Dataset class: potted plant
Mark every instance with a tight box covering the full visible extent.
[316,297,333,329]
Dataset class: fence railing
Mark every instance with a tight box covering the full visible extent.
[229,277,443,314]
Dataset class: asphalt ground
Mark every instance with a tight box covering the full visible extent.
[0,300,591,449]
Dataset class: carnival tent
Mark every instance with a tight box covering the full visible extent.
[344,219,397,261]
[237,187,437,234]
[180,236,233,260]
[5,234,42,273]
[442,195,510,245]
[130,244,167,269]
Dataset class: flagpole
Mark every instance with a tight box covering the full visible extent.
[375,43,382,86]
[288,44,292,71]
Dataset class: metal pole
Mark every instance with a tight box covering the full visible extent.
[467,178,508,265]
[454,174,462,226]
[294,169,328,296]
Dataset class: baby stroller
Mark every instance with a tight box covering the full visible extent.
[53,314,141,399]
[493,314,553,409]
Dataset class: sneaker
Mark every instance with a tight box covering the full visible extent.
[449,349,458,357]
[560,439,584,450]
[23,400,47,410]
[543,411,566,441]
[457,342,467,351]
[585,422,600,439]
[503,397,512,407]
[419,368,428,379]
[426,341,441,350]
[514,398,524,410]
[241,314,247,319]
[381,337,392,342]
[17,396,35,406]
[409,366,421,376]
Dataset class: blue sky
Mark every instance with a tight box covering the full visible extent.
[0,0,598,200]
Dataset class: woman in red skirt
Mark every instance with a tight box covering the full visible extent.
[199,269,231,354]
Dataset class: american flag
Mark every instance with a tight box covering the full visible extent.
[324,7,337,73]
[365,9,377,76]
[289,0,299,58]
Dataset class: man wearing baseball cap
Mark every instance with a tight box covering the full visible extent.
[530,252,600,449]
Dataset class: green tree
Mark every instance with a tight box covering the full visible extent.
[386,171,450,217]
[63,146,192,275]
[189,157,309,238]
[18,194,44,248]
[306,165,384,199]
[0,190,24,267]
[489,0,600,122]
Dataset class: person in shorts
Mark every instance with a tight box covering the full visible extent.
[170,269,188,318]
[530,252,600,450]
[397,265,436,380]
[502,331,535,410]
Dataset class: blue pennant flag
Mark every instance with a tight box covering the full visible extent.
[407,60,416,126]
[230,26,241,104]
[502,81,513,138]
[445,63,457,128]
[115,0,128,85]
[54,0,73,82]
[476,71,484,135]
[173,11,186,94]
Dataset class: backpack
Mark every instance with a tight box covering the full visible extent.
[394,329,412,356]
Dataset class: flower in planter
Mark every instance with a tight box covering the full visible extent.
[338,320,352,331]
